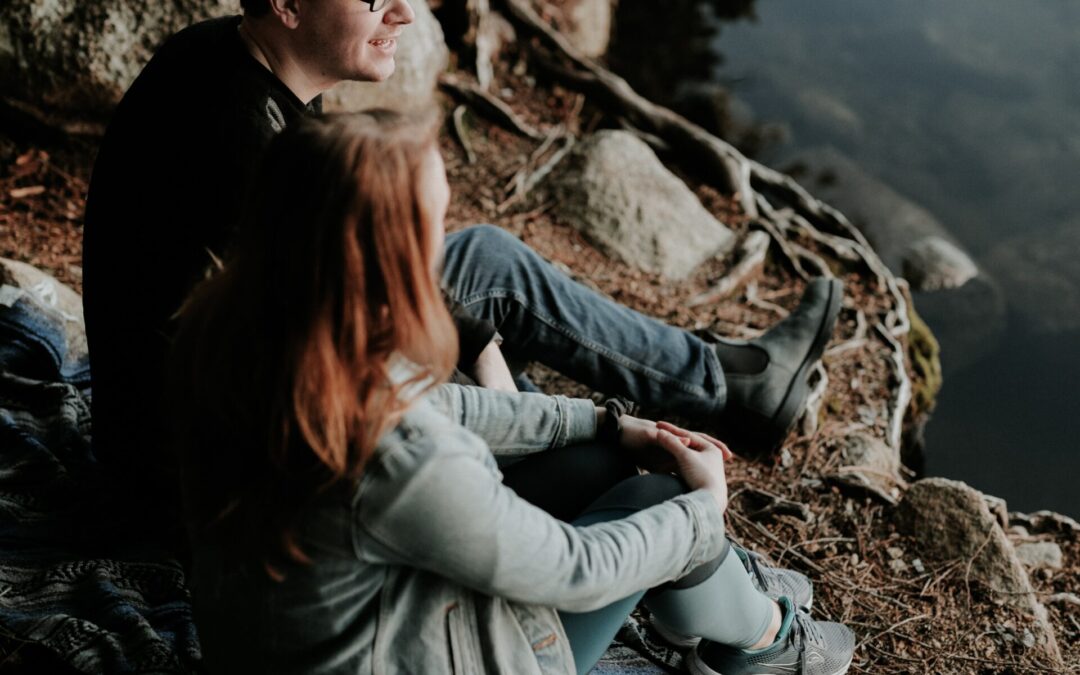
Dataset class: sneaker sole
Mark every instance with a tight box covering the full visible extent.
[728,279,842,458]
[686,648,853,675]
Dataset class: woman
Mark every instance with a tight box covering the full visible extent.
[170,111,855,675]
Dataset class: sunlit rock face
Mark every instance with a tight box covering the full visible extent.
[0,0,240,117]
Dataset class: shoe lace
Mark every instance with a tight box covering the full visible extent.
[743,550,770,591]
[791,609,826,651]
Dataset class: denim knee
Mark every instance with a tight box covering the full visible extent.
[452,224,531,262]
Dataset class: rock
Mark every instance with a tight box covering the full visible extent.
[828,433,903,504]
[559,0,613,58]
[899,478,1062,665]
[902,236,978,291]
[0,258,87,368]
[549,130,735,279]
[321,0,447,113]
[0,0,240,117]
[985,216,1080,335]
[1014,542,1064,570]
[900,478,1029,599]
[784,147,1005,371]
[786,147,977,288]
[1010,510,1080,536]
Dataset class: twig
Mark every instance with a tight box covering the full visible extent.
[497,130,576,213]
[438,72,543,139]
[745,281,790,318]
[729,510,825,575]
[963,525,997,611]
[497,0,753,214]
[689,230,770,307]
[857,614,932,650]
[450,105,477,164]
[800,362,829,437]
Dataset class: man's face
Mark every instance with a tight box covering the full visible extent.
[297,0,415,84]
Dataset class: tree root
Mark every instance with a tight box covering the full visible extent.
[689,230,769,307]
[438,72,542,139]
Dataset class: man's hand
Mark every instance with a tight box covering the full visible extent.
[471,339,518,392]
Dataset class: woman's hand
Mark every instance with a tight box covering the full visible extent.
[653,421,732,513]
[615,416,732,510]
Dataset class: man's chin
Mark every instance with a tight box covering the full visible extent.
[350,62,396,84]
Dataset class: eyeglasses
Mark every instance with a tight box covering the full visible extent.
[362,0,390,11]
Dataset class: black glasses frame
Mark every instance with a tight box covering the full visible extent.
[362,0,390,12]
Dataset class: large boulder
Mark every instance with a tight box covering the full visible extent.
[321,0,448,113]
[549,130,735,279]
[0,0,240,117]
[899,478,1062,664]
[0,0,445,119]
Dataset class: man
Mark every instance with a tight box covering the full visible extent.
[82,0,840,491]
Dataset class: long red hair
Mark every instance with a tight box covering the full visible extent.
[170,111,457,573]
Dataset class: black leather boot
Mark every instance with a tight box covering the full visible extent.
[713,277,843,458]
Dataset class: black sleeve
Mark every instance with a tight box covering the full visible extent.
[447,297,499,369]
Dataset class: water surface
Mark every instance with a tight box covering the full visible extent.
[682,1,1080,515]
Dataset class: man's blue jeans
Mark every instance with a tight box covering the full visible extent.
[442,225,727,417]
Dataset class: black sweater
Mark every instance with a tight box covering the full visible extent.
[83,17,494,475]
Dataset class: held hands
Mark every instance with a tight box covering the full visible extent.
[618,416,732,513]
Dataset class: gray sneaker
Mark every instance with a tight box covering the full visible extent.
[652,544,814,649]
[735,545,814,612]
[686,597,856,675]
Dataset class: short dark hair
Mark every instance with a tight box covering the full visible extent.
[240,0,272,17]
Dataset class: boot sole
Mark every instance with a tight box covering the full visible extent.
[726,279,842,458]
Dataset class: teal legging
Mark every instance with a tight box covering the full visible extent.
[557,475,775,675]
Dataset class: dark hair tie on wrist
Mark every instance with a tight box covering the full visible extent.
[598,396,638,444]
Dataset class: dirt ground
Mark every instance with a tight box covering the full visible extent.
[1,41,1077,675]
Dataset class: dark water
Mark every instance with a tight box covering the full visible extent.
[612,1,1080,516]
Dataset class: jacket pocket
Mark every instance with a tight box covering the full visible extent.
[511,603,570,674]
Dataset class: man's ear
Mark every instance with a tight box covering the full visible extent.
[266,0,302,29]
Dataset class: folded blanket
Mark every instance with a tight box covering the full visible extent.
[0,272,200,674]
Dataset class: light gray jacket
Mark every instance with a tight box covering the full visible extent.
[192,384,728,675]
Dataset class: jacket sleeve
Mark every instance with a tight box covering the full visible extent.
[425,384,597,457]
[354,423,727,612]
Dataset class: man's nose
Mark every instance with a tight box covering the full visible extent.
[385,0,415,26]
